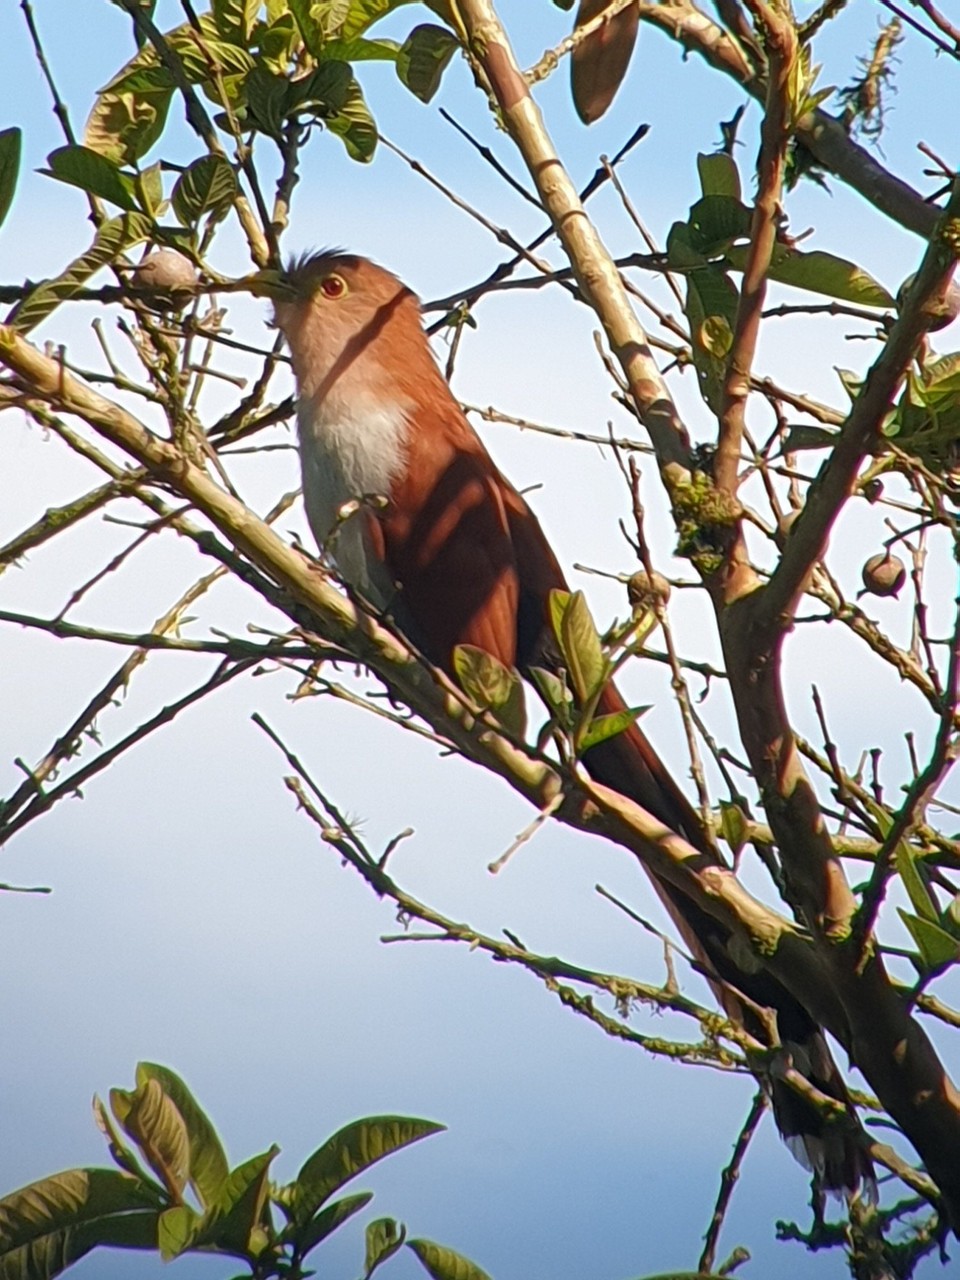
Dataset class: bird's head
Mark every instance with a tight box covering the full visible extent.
[252,250,426,406]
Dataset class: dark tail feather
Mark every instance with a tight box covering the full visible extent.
[583,684,872,1195]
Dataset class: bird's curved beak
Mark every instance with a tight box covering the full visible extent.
[247,267,297,300]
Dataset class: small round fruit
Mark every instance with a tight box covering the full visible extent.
[627,569,671,610]
[132,249,198,294]
[861,552,906,598]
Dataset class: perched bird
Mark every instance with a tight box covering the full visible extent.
[262,249,871,1195]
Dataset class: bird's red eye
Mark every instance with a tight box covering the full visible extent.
[320,275,346,299]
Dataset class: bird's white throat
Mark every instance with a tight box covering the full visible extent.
[296,393,409,604]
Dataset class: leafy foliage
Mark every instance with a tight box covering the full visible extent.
[0,1064,481,1280]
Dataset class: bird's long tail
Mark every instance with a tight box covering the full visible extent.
[582,682,873,1195]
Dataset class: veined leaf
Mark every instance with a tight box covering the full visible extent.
[45,145,140,211]
[323,69,378,161]
[549,589,606,704]
[110,1075,190,1200]
[212,0,262,41]
[322,36,400,60]
[725,244,893,307]
[365,1217,405,1277]
[0,1169,158,1280]
[294,1117,443,1224]
[12,212,152,333]
[687,194,751,256]
[193,1147,277,1254]
[396,24,458,103]
[719,800,749,856]
[452,645,526,737]
[407,1238,493,1280]
[171,154,238,227]
[136,1064,229,1210]
[342,0,417,41]
[579,705,648,752]
[0,127,21,230]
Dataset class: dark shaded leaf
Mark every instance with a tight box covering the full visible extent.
[213,0,262,41]
[171,154,238,227]
[725,244,893,307]
[407,1238,493,1280]
[687,194,751,256]
[781,424,839,452]
[45,145,139,211]
[0,128,21,231]
[570,0,639,124]
[288,1191,373,1258]
[294,1117,443,1224]
[323,69,378,161]
[193,1147,277,1254]
[396,24,458,103]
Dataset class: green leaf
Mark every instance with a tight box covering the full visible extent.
[213,0,262,41]
[685,263,739,413]
[92,1096,159,1189]
[719,801,749,855]
[341,0,417,40]
[0,1169,159,1280]
[899,910,960,972]
[528,667,572,725]
[0,127,21,231]
[895,845,938,923]
[12,211,152,333]
[322,35,400,60]
[579,706,648,752]
[290,0,351,52]
[294,1117,443,1224]
[781,424,839,452]
[725,244,893,307]
[407,1238,493,1280]
[323,69,378,161]
[85,16,254,163]
[365,1217,406,1277]
[84,82,173,166]
[287,1191,373,1258]
[110,1074,190,1200]
[194,1147,277,1254]
[157,1204,198,1261]
[136,1064,229,1209]
[696,151,741,201]
[135,162,164,216]
[550,589,606,703]
[452,645,526,737]
[172,154,238,227]
[395,24,458,102]
[687,194,751,256]
[44,145,140,211]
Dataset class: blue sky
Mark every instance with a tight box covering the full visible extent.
[1,3,959,1279]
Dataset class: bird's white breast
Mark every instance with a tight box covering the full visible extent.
[296,393,408,606]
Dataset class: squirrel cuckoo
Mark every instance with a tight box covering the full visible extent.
[263,250,871,1195]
